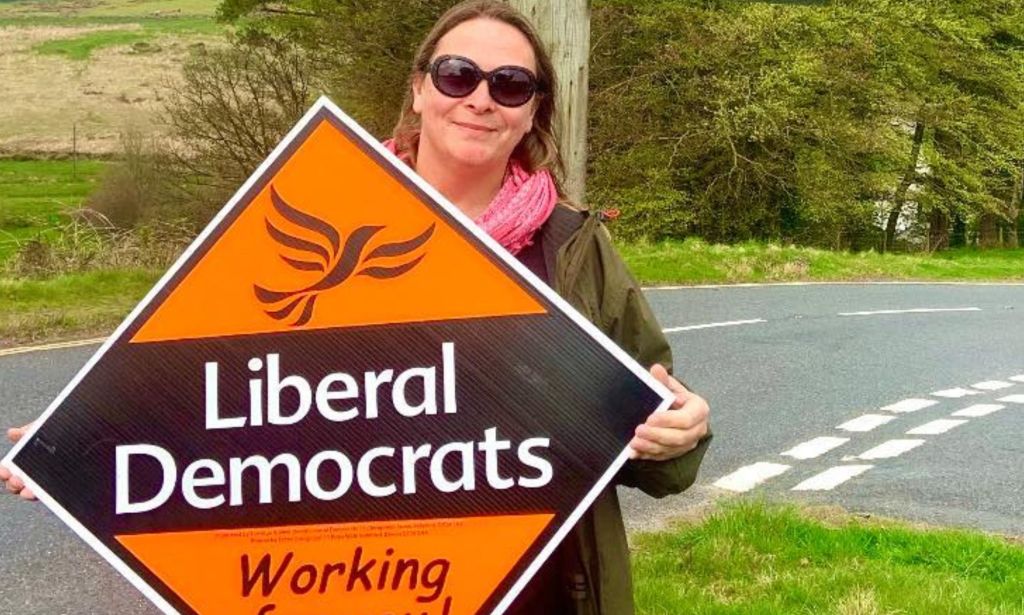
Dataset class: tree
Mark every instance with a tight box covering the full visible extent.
[507,0,591,203]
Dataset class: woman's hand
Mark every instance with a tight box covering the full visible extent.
[0,423,37,501]
[629,364,710,462]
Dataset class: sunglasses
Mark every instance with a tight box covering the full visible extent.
[428,54,541,108]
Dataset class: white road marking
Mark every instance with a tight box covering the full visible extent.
[713,462,791,493]
[0,337,107,358]
[972,380,1015,391]
[906,419,967,435]
[792,465,873,491]
[881,398,939,413]
[997,394,1024,404]
[662,319,766,333]
[952,404,1004,417]
[855,439,926,460]
[837,414,897,432]
[838,307,981,317]
[1010,375,1024,383]
[931,387,981,398]
[781,436,850,460]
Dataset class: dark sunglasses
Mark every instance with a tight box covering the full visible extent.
[428,54,541,108]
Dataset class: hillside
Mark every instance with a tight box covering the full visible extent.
[0,0,222,156]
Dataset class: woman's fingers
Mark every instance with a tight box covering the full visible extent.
[7,423,32,443]
[628,435,669,460]
[631,367,711,461]
[1,468,36,501]
[3,423,39,500]
[635,423,701,450]
[644,400,709,432]
[5,474,24,493]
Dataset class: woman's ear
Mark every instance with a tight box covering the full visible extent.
[412,73,426,114]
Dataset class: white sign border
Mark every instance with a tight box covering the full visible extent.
[3,96,674,615]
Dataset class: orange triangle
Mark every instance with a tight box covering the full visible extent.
[131,118,546,344]
[117,514,552,615]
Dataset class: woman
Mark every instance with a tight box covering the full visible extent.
[390,2,712,612]
[2,1,711,613]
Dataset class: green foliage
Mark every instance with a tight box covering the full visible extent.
[187,0,1024,250]
[589,0,1024,247]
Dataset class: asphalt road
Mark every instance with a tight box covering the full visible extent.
[2,283,1023,613]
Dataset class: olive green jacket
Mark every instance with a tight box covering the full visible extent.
[538,205,712,615]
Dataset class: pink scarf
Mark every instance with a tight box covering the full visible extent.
[383,139,557,255]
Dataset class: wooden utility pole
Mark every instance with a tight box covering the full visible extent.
[507,0,591,204]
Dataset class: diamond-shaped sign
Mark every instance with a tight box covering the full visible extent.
[3,98,671,615]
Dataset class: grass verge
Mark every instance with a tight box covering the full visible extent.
[632,501,1024,614]
[618,238,1024,285]
[0,269,159,345]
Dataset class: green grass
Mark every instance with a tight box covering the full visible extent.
[618,238,1024,285]
[0,159,108,261]
[0,0,223,60]
[0,0,218,19]
[632,501,1024,614]
[33,29,152,60]
[28,17,223,60]
[0,268,159,345]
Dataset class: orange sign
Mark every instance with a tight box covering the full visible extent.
[119,514,552,615]
[133,117,545,344]
[4,98,670,615]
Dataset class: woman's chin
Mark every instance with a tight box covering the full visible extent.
[448,144,507,169]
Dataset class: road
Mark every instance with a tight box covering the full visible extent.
[2,283,1022,613]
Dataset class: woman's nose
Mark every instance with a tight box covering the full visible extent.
[463,79,496,112]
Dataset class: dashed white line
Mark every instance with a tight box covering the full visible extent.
[837,414,897,432]
[997,394,1024,404]
[838,307,981,316]
[952,404,1004,418]
[662,319,766,333]
[906,419,967,435]
[853,439,926,460]
[792,465,873,491]
[931,387,981,399]
[780,436,850,460]
[881,398,939,413]
[972,380,1015,391]
[713,462,791,493]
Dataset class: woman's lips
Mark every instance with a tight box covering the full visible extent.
[452,120,495,133]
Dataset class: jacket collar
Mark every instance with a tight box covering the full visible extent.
[539,204,587,279]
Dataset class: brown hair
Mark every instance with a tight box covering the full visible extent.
[391,0,563,183]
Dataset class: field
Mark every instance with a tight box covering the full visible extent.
[0,0,222,155]
[0,159,107,261]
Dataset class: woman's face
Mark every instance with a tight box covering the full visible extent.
[413,17,539,171]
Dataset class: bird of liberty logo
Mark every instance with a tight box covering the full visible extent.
[254,185,435,327]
